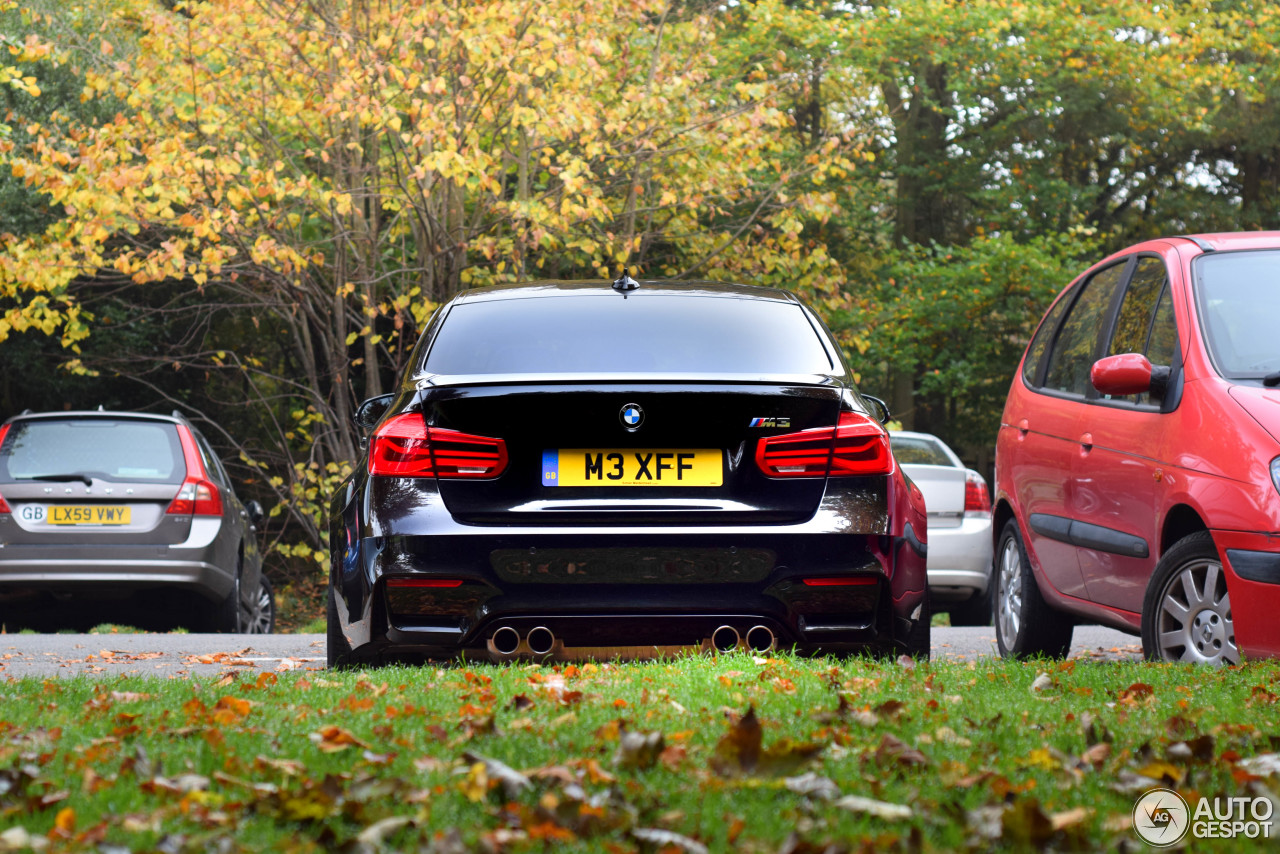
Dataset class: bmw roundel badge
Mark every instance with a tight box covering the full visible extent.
[619,403,644,429]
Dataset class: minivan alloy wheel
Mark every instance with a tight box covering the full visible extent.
[996,536,1023,643]
[1153,557,1237,665]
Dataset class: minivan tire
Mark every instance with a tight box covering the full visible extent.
[993,519,1074,658]
[1141,531,1239,665]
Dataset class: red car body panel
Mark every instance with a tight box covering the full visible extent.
[996,232,1280,658]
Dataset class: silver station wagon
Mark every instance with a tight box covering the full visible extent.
[0,410,273,632]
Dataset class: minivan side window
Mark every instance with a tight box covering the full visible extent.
[1101,256,1176,405]
[1042,262,1128,397]
[1021,284,1077,388]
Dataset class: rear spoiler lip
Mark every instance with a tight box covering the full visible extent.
[415,372,842,388]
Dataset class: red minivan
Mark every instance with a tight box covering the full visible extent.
[994,232,1280,664]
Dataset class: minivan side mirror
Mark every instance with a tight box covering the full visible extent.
[353,393,395,432]
[863,395,891,425]
[1091,353,1171,399]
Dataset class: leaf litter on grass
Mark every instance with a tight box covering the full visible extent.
[2,657,1280,850]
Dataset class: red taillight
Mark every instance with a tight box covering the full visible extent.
[802,577,878,587]
[0,491,9,515]
[964,471,991,515]
[166,478,223,516]
[386,578,464,589]
[755,411,891,478]
[166,425,223,516]
[369,413,508,479]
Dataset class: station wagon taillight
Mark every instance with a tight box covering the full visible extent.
[964,471,992,515]
[166,425,224,517]
[755,411,892,478]
[369,413,508,479]
[167,478,223,517]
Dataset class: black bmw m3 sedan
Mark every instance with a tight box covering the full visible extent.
[327,278,930,666]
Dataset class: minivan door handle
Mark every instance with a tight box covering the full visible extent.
[1079,432,1093,449]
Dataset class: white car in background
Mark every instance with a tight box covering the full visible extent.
[889,431,994,625]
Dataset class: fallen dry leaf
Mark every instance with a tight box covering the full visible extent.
[308,725,370,753]
[709,707,823,778]
[461,751,531,799]
[614,730,665,771]
[874,734,928,767]
[1240,753,1280,777]
[835,794,912,820]
[630,827,708,854]
[783,772,840,801]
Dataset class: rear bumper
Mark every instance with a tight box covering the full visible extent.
[926,515,994,599]
[332,478,928,659]
[355,533,901,655]
[0,545,234,602]
[1214,530,1280,658]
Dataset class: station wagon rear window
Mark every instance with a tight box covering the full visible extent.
[889,436,954,467]
[423,295,834,376]
[0,419,185,483]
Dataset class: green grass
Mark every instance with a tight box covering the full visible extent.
[1,655,1278,851]
[293,617,327,635]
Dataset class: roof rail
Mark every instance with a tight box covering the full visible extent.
[171,409,184,419]
[1179,236,1215,252]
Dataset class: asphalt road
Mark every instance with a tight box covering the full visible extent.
[0,625,1142,678]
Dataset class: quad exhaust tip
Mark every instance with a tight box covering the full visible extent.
[526,626,556,656]
[711,625,740,652]
[490,625,521,656]
[745,625,776,652]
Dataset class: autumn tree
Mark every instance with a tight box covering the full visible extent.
[0,0,859,565]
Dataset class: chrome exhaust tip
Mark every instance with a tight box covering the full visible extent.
[490,625,521,656]
[745,625,776,653]
[711,625,740,652]
[526,626,556,656]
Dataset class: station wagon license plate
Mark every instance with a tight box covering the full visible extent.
[46,505,131,525]
[543,449,722,487]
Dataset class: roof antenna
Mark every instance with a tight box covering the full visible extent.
[612,273,639,292]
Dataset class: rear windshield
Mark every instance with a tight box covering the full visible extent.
[0,419,186,484]
[889,436,955,467]
[1194,249,1280,378]
[423,295,835,376]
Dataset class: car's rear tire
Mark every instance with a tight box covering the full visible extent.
[993,519,1073,658]
[243,575,275,634]
[327,584,355,668]
[947,591,991,627]
[1141,531,1238,665]
[209,568,242,633]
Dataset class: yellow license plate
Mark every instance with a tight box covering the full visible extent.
[543,449,722,487]
[47,505,132,525]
